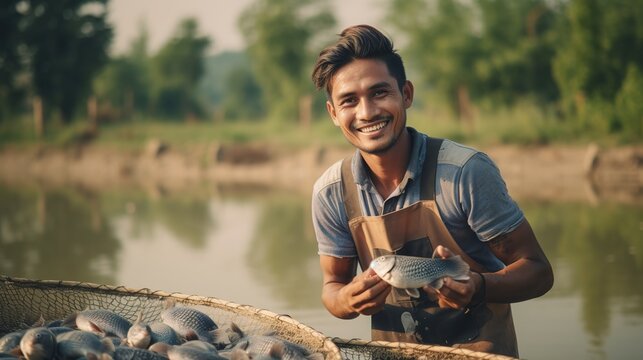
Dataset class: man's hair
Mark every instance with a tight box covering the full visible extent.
[312,24,406,98]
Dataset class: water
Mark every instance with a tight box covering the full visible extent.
[1,182,641,359]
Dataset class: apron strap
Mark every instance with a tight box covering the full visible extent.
[341,155,362,221]
[421,137,444,200]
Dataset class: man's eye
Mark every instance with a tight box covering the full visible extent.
[341,98,357,106]
[374,90,388,97]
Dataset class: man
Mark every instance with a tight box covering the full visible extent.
[310,25,553,357]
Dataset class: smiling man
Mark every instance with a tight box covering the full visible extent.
[310,25,553,357]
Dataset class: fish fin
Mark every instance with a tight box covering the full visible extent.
[229,348,251,360]
[31,315,46,327]
[101,337,115,354]
[269,341,286,358]
[149,342,172,356]
[229,322,245,340]
[62,312,78,328]
[405,288,421,298]
[88,320,106,336]
[163,298,177,310]
[429,278,444,290]
[210,328,229,349]
[100,354,113,360]
[184,330,199,341]
[9,347,23,357]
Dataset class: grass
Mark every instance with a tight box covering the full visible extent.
[0,102,638,151]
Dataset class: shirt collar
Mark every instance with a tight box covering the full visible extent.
[351,127,426,191]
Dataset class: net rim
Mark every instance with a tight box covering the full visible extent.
[331,337,517,360]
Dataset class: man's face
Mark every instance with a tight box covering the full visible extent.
[326,59,413,155]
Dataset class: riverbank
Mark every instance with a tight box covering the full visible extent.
[0,142,640,204]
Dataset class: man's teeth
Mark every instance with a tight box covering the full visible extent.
[360,122,387,133]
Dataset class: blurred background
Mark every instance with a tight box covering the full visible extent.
[0,1,641,359]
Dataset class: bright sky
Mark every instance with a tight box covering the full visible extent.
[108,0,387,55]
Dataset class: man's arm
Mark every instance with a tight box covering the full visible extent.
[428,219,554,308]
[320,255,392,319]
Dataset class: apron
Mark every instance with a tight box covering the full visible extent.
[340,138,519,357]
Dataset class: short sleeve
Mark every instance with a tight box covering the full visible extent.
[311,182,357,257]
[458,153,524,241]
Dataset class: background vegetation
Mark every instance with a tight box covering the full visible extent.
[0,0,641,147]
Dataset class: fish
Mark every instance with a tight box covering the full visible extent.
[65,309,132,339]
[113,346,169,360]
[0,331,24,354]
[126,315,182,349]
[160,301,218,344]
[149,342,225,360]
[19,327,56,360]
[369,254,470,298]
[56,330,115,359]
[227,323,322,360]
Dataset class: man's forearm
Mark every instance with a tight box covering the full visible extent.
[322,282,360,319]
[483,258,554,303]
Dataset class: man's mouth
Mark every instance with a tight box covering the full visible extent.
[358,120,389,133]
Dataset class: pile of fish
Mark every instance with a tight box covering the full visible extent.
[0,300,324,360]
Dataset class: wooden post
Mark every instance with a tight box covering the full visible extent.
[33,96,43,138]
[299,94,312,129]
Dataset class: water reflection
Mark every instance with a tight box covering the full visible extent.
[250,194,321,308]
[0,186,119,284]
[0,183,641,358]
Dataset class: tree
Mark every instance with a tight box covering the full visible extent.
[21,0,113,123]
[388,0,559,120]
[553,0,643,132]
[150,18,210,119]
[93,23,151,119]
[239,0,335,123]
[0,0,26,121]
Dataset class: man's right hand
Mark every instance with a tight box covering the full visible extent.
[338,267,391,316]
[320,255,391,319]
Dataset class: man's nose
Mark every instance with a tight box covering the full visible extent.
[356,98,380,121]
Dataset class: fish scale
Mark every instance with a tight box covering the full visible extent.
[75,309,132,339]
[370,254,470,296]
[161,306,217,343]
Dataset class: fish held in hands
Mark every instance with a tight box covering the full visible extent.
[369,254,470,298]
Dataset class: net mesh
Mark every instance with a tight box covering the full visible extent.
[0,276,341,359]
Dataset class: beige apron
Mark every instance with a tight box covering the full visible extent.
[340,138,519,357]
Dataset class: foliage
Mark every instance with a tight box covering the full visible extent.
[22,0,113,122]
[553,0,643,138]
[93,23,150,118]
[388,0,559,118]
[149,18,210,119]
[239,0,335,122]
[0,0,26,121]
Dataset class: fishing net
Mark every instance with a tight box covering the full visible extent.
[0,276,341,359]
[1,276,515,360]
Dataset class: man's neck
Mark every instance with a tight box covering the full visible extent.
[361,129,411,199]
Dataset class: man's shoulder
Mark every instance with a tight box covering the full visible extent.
[437,138,481,168]
[312,159,344,196]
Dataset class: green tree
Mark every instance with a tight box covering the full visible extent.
[388,0,559,119]
[239,0,335,122]
[0,0,26,121]
[22,0,113,123]
[222,66,264,120]
[93,24,151,119]
[150,18,210,119]
[553,0,643,134]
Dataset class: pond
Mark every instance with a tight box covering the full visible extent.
[0,182,641,359]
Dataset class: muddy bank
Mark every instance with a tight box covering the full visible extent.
[0,142,640,204]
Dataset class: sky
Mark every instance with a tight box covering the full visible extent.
[108,0,387,55]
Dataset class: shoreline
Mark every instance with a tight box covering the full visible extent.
[0,142,640,204]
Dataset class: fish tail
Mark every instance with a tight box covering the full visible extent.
[446,255,471,280]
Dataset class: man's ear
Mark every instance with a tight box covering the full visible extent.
[326,100,339,126]
[403,80,414,109]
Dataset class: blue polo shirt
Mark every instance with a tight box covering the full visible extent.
[311,128,524,272]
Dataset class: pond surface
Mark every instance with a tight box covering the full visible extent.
[0,182,641,359]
